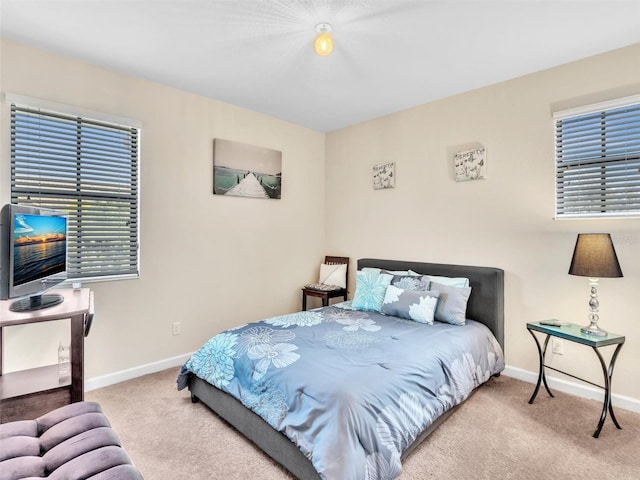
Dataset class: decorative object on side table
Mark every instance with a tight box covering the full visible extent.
[568,233,623,336]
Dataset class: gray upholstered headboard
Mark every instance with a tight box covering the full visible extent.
[357,258,505,351]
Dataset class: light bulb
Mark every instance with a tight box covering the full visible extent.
[314,23,333,56]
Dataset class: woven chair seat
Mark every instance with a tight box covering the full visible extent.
[304,283,344,291]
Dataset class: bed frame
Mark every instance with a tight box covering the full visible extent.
[188,258,504,479]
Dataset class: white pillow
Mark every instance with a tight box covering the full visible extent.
[409,270,469,287]
[319,263,347,288]
[362,267,417,276]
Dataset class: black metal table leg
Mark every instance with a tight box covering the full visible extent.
[592,342,624,438]
[528,329,554,403]
[607,343,624,430]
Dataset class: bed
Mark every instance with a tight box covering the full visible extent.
[177,258,504,480]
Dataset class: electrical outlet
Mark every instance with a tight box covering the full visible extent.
[552,339,564,355]
[172,322,181,336]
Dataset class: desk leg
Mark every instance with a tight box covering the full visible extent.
[528,330,554,404]
[592,343,624,438]
[302,292,307,311]
[70,314,85,403]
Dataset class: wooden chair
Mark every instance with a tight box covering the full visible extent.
[302,256,349,310]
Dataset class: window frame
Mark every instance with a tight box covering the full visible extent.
[553,94,640,220]
[6,94,141,283]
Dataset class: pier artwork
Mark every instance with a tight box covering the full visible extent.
[213,139,282,199]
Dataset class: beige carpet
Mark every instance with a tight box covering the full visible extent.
[86,368,640,479]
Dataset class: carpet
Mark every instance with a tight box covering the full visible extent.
[86,368,640,479]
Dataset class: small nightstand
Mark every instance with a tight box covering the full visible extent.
[526,321,625,438]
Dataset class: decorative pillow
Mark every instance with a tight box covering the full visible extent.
[351,271,393,312]
[361,267,413,276]
[390,274,430,291]
[409,271,469,287]
[381,286,440,324]
[430,281,472,325]
[319,263,347,288]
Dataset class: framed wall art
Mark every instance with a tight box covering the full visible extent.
[213,138,282,199]
[454,147,486,181]
[373,162,395,190]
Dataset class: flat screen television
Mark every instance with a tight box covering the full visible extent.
[0,204,68,312]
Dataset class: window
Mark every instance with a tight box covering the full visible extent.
[554,95,640,219]
[10,102,140,281]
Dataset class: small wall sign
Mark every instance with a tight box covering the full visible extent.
[373,162,395,190]
[454,147,486,181]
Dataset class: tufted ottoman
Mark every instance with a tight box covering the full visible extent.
[0,401,143,480]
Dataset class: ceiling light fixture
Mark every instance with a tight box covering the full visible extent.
[314,23,333,57]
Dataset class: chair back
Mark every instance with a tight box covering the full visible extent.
[324,256,349,290]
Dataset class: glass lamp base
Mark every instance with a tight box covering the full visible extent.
[581,324,608,337]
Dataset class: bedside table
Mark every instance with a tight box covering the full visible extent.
[526,321,625,438]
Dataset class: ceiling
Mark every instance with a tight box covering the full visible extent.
[1,1,639,132]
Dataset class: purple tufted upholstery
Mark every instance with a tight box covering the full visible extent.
[0,402,143,480]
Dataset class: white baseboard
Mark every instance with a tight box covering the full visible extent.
[502,365,640,414]
[84,352,193,392]
[85,357,640,415]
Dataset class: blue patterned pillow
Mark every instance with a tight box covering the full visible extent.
[351,271,393,312]
[390,274,430,291]
[381,285,440,324]
[430,281,472,325]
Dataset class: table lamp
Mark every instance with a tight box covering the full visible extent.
[568,233,623,336]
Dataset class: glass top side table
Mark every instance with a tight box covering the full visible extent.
[526,320,625,438]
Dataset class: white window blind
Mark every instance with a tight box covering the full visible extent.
[554,95,640,219]
[10,103,140,280]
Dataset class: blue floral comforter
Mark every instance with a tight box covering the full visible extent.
[177,303,504,480]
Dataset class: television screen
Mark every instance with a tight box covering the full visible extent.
[13,213,67,286]
[1,204,68,311]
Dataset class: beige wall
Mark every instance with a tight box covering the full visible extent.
[0,39,326,378]
[325,43,640,401]
[2,38,639,405]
